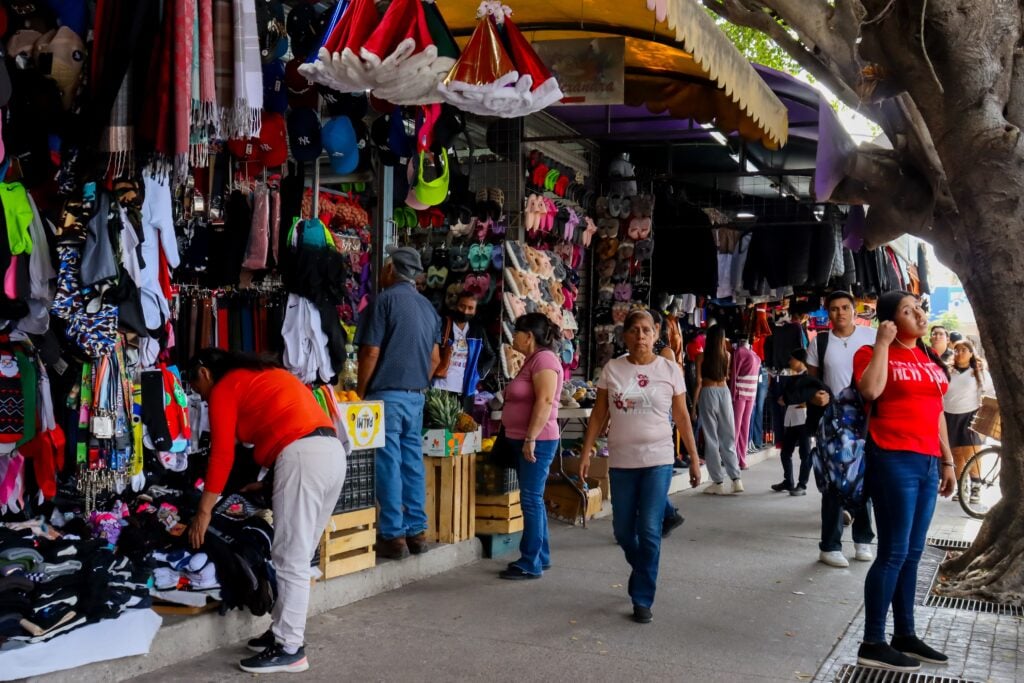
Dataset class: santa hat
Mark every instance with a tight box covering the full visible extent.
[299,0,379,91]
[438,4,520,116]
[373,0,460,105]
[502,14,564,114]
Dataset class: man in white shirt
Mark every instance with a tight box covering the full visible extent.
[806,291,877,569]
[432,292,495,409]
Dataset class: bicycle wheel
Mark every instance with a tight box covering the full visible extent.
[958,446,1001,519]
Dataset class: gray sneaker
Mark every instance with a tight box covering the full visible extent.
[239,644,309,674]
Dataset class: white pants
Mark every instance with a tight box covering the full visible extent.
[271,436,347,649]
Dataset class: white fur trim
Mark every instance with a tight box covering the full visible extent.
[523,77,564,115]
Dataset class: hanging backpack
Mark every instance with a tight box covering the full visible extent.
[810,380,872,507]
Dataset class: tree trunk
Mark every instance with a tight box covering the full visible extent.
[932,154,1024,606]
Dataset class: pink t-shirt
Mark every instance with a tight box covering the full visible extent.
[502,349,563,441]
[598,356,686,468]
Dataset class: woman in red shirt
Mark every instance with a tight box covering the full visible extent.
[853,292,956,672]
[186,349,347,675]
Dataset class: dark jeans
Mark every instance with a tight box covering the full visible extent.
[509,438,558,576]
[779,425,812,488]
[819,490,875,552]
[610,465,673,609]
[863,447,939,643]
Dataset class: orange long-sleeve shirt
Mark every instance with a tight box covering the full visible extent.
[205,368,333,495]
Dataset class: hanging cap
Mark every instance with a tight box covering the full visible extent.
[256,0,288,64]
[285,57,319,109]
[287,107,322,163]
[286,2,320,58]
[320,88,368,119]
[414,149,449,207]
[227,136,264,167]
[43,0,86,36]
[262,60,288,113]
[7,30,44,67]
[6,1,56,33]
[259,111,288,167]
[322,116,359,175]
[37,25,84,111]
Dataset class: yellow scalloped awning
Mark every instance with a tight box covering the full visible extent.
[442,0,789,149]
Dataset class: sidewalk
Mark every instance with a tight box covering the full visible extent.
[138,451,877,682]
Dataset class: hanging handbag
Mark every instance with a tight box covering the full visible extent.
[433,317,454,379]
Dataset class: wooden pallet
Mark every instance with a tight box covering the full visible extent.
[424,453,476,543]
[475,491,524,534]
[152,600,221,616]
[319,507,377,580]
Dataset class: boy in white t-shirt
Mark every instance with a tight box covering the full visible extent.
[772,349,813,495]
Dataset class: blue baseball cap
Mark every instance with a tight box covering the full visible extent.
[322,116,359,175]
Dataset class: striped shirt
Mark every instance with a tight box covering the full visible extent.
[730,344,761,400]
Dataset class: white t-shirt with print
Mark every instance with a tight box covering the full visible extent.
[433,323,469,394]
[806,325,877,395]
[597,356,686,468]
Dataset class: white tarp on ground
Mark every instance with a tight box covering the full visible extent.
[0,608,162,681]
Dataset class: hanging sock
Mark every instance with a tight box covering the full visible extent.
[141,370,173,451]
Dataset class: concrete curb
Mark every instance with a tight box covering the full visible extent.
[31,539,482,683]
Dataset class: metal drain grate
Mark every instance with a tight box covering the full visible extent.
[923,593,1024,616]
[926,537,973,550]
[833,664,983,683]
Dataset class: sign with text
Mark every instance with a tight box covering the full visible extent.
[533,37,625,106]
[342,401,386,450]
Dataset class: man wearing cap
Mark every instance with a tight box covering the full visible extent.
[356,246,442,559]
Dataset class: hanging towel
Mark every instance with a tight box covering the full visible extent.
[230,0,263,138]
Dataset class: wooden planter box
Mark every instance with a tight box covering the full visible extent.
[319,507,377,580]
[475,491,524,535]
[424,454,476,543]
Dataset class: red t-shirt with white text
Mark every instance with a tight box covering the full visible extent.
[853,345,948,456]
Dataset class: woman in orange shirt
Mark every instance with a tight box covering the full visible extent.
[186,349,347,675]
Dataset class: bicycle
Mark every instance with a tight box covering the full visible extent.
[958,397,1001,520]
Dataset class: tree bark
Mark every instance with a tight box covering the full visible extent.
[703,0,1024,604]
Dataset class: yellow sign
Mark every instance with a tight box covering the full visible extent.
[342,401,385,450]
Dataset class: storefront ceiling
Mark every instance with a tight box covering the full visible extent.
[441,0,789,149]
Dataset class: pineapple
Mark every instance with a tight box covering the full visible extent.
[425,389,463,430]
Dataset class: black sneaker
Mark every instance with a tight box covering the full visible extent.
[891,635,949,664]
[662,512,684,538]
[632,605,653,624]
[771,481,793,492]
[247,629,275,653]
[239,644,309,674]
[857,642,921,672]
[790,485,807,496]
[498,566,540,580]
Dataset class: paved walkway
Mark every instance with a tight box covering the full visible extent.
[136,450,1021,683]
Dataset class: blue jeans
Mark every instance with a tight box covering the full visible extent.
[509,439,558,576]
[820,490,875,552]
[863,447,939,643]
[749,367,768,447]
[370,390,428,541]
[610,465,673,609]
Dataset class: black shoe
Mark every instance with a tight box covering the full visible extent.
[662,512,684,538]
[857,642,921,672]
[790,485,807,496]
[632,605,653,624]
[891,635,949,664]
[499,566,540,580]
[771,481,793,492]
[247,629,275,653]
[239,644,310,674]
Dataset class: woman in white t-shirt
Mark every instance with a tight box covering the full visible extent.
[944,340,994,503]
[580,309,700,624]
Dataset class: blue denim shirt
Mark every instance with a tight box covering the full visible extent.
[355,282,441,393]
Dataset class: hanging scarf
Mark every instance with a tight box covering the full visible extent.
[213,0,234,136]
[230,0,263,138]
[174,0,197,180]
[198,0,217,120]
[190,10,208,166]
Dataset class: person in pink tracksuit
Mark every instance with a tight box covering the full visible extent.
[730,338,762,469]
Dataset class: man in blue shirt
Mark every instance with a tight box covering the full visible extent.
[356,246,441,559]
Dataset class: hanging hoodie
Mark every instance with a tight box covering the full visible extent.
[141,173,181,330]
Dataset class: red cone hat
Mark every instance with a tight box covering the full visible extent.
[323,0,379,54]
[362,0,434,60]
[502,16,554,93]
[443,14,515,88]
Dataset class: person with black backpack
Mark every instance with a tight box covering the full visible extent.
[806,291,877,568]
[853,291,957,672]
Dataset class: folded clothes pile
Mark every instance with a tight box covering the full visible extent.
[0,523,152,649]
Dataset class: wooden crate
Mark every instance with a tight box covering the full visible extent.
[424,453,476,543]
[475,491,524,535]
[545,478,603,526]
[319,507,377,580]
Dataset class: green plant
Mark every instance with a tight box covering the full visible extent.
[424,389,462,430]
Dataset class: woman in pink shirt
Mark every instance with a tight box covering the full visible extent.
[580,310,701,623]
[499,313,563,580]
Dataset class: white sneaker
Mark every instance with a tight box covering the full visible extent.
[854,544,874,562]
[731,479,745,494]
[703,482,727,495]
[819,550,850,568]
